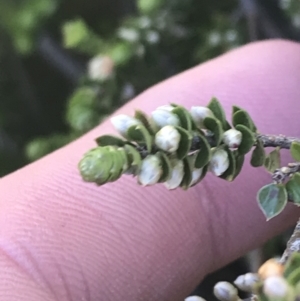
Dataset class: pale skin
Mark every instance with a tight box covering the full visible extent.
[0,40,300,301]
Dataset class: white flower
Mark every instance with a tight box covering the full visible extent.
[190,168,203,187]
[138,155,162,186]
[110,115,141,137]
[234,273,260,293]
[190,106,214,128]
[209,149,229,176]
[151,105,180,128]
[213,282,238,301]
[223,129,242,148]
[263,276,289,299]
[164,159,184,190]
[155,125,181,153]
[88,55,114,81]
[185,296,207,301]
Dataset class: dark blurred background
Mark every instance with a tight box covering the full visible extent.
[0,0,299,299]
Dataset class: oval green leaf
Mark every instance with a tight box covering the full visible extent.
[124,144,142,175]
[107,149,127,182]
[264,147,281,173]
[232,152,244,180]
[95,135,126,147]
[180,157,193,190]
[286,172,300,205]
[207,97,228,130]
[232,109,257,132]
[235,124,255,155]
[157,152,172,182]
[291,141,300,162]
[127,124,153,152]
[203,116,223,146]
[194,131,211,168]
[134,110,154,135]
[257,183,288,220]
[172,105,193,131]
[250,139,266,167]
[174,126,193,160]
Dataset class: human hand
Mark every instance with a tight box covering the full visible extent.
[0,40,300,301]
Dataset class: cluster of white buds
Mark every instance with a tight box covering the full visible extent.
[155,125,181,153]
[185,296,207,301]
[88,55,115,81]
[110,115,142,137]
[190,106,214,128]
[234,273,261,293]
[138,155,162,186]
[209,149,229,176]
[164,159,184,190]
[151,105,180,128]
[213,281,240,301]
[223,129,242,149]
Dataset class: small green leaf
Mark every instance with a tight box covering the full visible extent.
[284,253,300,278]
[251,139,266,167]
[232,105,243,115]
[265,147,281,173]
[174,126,193,160]
[134,110,154,134]
[172,105,193,131]
[124,144,142,175]
[286,266,300,286]
[180,157,193,190]
[194,131,211,168]
[224,120,232,131]
[107,148,127,182]
[203,116,223,146]
[286,173,300,205]
[95,135,126,147]
[127,124,153,152]
[257,183,288,220]
[235,124,255,155]
[207,97,228,130]
[291,141,300,162]
[219,147,236,182]
[232,109,257,132]
[157,152,172,182]
[233,152,244,180]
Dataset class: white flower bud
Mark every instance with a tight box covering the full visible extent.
[185,296,207,301]
[110,115,141,137]
[155,125,181,153]
[190,106,214,128]
[234,273,260,293]
[209,149,229,176]
[213,282,239,301]
[151,106,180,128]
[138,155,162,186]
[263,276,290,299]
[88,55,114,81]
[223,129,242,149]
[164,159,184,190]
[190,168,203,186]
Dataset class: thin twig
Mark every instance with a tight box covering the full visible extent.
[272,163,300,184]
[256,134,300,149]
[280,218,300,264]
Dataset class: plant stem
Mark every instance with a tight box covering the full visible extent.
[280,218,300,264]
[272,163,300,184]
[256,134,300,149]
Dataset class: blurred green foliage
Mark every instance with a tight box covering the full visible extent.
[0,0,299,171]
